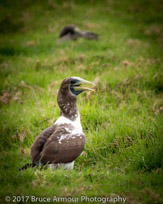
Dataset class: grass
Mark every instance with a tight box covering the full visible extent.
[0,0,163,203]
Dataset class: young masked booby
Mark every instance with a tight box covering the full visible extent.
[20,77,94,170]
[58,25,99,43]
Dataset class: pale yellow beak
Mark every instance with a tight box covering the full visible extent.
[73,78,95,92]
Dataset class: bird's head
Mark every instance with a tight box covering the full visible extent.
[57,77,94,119]
[58,77,95,98]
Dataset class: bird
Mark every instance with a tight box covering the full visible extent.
[58,25,99,43]
[19,77,94,170]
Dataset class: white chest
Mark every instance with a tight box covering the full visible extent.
[54,114,83,135]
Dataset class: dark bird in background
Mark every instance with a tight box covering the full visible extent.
[58,25,99,42]
[20,77,94,170]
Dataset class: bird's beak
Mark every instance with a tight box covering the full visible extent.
[73,79,95,92]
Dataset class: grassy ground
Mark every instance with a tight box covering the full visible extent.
[0,0,163,203]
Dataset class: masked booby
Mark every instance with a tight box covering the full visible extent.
[20,77,94,170]
[58,25,99,42]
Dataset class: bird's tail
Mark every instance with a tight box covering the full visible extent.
[18,163,36,171]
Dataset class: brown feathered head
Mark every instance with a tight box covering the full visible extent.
[57,77,94,119]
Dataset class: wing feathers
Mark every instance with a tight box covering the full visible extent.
[40,133,86,164]
[31,125,57,165]
[31,124,86,166]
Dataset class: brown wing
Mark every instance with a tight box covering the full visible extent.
[31,125,57,165]
[40,131,86,165]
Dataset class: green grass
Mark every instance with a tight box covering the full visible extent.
[0,0,163,203]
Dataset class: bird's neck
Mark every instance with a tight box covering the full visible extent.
[58,95,79,121]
